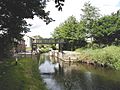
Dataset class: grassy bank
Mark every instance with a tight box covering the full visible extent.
[0,57,47,90]
[75,46,120,70]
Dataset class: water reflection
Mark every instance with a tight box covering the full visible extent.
[39,54,120,90]
[39,60,55,74]
[41,74,64,90]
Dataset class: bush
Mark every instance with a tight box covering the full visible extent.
[75,46,120,70]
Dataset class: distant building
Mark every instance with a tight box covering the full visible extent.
[23,35,32,48]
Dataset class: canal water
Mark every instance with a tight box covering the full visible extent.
[39,53,120,90]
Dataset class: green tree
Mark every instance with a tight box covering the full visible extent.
[52,16,81,39]
[80,1,100,46]
[93,10,120,46]
[0,0,65,58]
[52,16,86,50]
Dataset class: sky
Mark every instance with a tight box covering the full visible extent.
[26,0,120,38]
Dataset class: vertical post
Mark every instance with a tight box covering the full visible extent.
[15,55,18,65]
[58,43,61,52]
[25,46,26,58]
[31,43,33,58]
[30,38,34,58]
[35,39,37,51]
[61,43,63,52]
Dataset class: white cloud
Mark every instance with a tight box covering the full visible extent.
[26,0,120,38]
[90,0,120,15]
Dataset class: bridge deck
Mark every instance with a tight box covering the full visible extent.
[32,38,64,44]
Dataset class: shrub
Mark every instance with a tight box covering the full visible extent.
[75,46,120,70]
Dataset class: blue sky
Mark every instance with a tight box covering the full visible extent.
[26,0,120,38]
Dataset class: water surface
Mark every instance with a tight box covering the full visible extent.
[39,54,120,90]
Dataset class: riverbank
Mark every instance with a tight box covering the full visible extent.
[49,46,120,70]
[76,46,120,70]
[0,57,47,90]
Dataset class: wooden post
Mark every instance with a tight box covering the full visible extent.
[69,57,71,62]
[15,56,18,65]
[31,43,33,58]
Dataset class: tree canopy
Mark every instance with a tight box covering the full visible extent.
[52,1,120,50]
[80,1,100,38]
[0,0,65,58]
[52,16,79,39]
[52,16,87,50]
[93,11,120,45]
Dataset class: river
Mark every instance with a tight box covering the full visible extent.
[39,53,120,90]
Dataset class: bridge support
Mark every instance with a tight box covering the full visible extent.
[58,43,63,52]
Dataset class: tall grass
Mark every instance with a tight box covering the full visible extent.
[0,57,47,90]
[75,46,120,70]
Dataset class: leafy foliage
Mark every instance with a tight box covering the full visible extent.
[55,0,65,11]
[93,11,120,46]
[52,16,87,50]
[0,0,65,58]
[76,46,120,70]
[52,16,84,39]
[80,1,100,38]
[52,1,120,50]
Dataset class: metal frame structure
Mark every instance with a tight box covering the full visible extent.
[31,38,65,52]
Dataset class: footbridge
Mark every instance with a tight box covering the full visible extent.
[32,38,64,44]
[31,38,65,52]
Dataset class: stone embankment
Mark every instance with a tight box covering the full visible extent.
[49,50,109,68]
